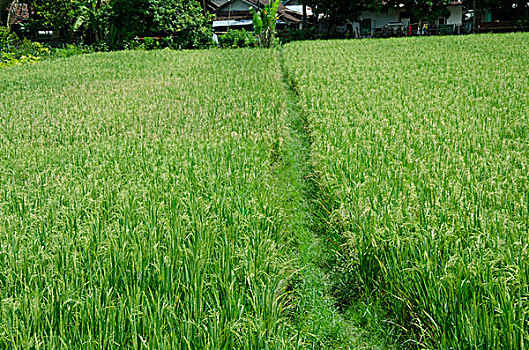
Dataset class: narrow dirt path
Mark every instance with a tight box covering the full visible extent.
[275,49,374,349]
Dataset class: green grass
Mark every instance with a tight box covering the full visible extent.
[1,33,528,349]
[284,33,529,348]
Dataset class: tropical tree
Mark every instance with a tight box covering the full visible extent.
[302,0,308,29]
[310,0,363,34]
[28,0,78,34]
[105,0,212,49]
[463,0,528,23]
[395,0,451,22]
[73,0,109,43]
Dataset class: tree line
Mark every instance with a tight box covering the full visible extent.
[0,0,213,49]
[0,0,527,49]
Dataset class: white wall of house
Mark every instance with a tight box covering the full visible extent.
[359,8,401,30]
[446,5,463,25]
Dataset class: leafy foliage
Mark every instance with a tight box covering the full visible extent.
[218,29,256,48]
[0,0,9,27]
[462,0,529,21]
[0,27,50,67]
[73,0,110,43]
[279,28,318,43]
[29,0,78,33]
[310,0,363,33]
[0,26,17,50]
[394,0,451,22]
[105,0,212,49]
[20,0,212,49]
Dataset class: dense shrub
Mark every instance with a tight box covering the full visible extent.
[142,37,159,50]
[218,30,256,49]
[0,28,94,67]
[279,28,318,43]
[51,44,94,58]
[27,0,78,38]
[0,27,50,67]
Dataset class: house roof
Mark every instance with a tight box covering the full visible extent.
[215,0,283,11]
[212,0,310,25]
[285,5,313,16]
[210,0,230,6]
[280,10,301,23]
[7,3,31,27]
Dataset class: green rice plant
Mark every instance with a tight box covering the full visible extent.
[3,28,528,349]
[284,33,529,348]
[0,48,294,348]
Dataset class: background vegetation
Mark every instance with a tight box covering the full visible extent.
[0,27,92,66]
[0,0,213,50]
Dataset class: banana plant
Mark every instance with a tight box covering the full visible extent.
[250,0,280,48]
[73,0,107,43]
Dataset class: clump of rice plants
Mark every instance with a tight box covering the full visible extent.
[0,49,292,348]
[284,33,529,348]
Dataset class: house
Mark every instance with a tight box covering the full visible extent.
[352,1,463,37]
[445,1,463,27]
[471,5,525,33]
[210,0,310,33]
[282,1,313,23]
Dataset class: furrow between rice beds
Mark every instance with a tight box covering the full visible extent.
[277,48,391,349]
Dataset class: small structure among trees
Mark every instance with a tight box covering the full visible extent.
[208,0,528,37]
[211,0,305,34]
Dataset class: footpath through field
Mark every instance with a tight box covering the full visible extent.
[273,48,393,348]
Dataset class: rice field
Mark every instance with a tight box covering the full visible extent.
[0,49,295,348]
[1,33,528,349]
[284,33,529,348]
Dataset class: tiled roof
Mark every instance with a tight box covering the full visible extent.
[212,0,279,10]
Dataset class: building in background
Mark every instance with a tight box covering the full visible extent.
[210,0,310,33]
[352,1,464,37]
